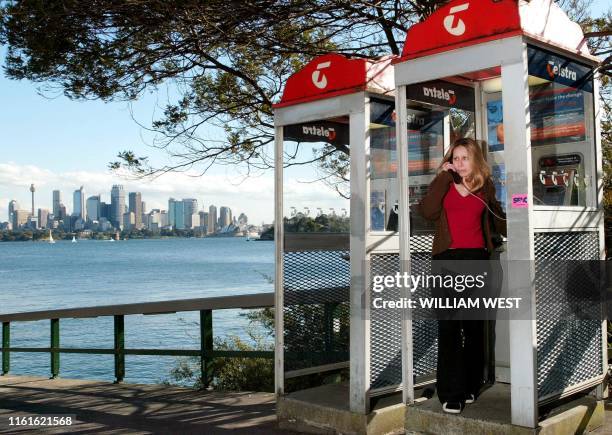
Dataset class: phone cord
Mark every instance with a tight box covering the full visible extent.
[460,181,508,221]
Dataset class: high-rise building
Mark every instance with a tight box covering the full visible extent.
[168,198,177,228]
[52,190,61,217]
[199,211,208,232]
[167,199,186,230]
[123,211,135,230]
[174,201,185,229]
[58,204,67,221]
[86,196,101,221]
[38,209,49,229]
[146,210,160,229]
[191,214,200,228]
[8,200,18,228]
[99,202,111,220]
[73,186,85,219]
[28,215,38,230]
[13,210,29,229]
[111,185,125,228]
[182,198,198,229]
[238,213,248,225]
[219,206,232,229]
[207,205,217,234]
[160,211,169,227]
[128,192,143,229]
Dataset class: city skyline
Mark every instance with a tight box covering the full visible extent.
[0,163,283,224]
[4,182,257,231]
[0,161,349,225]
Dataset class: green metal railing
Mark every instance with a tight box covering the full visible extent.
[0,293,274,386]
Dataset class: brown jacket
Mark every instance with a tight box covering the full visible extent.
[417,171,507,256]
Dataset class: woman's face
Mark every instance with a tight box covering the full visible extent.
[451,145,473,178]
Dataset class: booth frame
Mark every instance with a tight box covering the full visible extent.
[395,34,606,429]
[274,91,391,415]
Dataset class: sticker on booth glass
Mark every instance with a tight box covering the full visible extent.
[511,194,528,208]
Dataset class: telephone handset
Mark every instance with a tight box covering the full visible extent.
[445,157,463,184]
[448,169,463,184]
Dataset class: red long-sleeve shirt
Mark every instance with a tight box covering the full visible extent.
[443,183,486,249]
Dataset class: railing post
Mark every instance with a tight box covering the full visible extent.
[200,309,213,389]
[114,315,125,383]
[2,322,9,375]
[50,318,59,379]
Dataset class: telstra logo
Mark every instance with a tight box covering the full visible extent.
[443,3,469,36]
[546,60,577,81]
[311,61,331,89]
[423,86,457,105]
[302,125,337,141]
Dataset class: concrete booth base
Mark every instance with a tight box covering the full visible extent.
[405,383,604,435]
[277,383,604,435]
[277,382,405,435]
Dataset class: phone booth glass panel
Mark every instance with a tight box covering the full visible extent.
[369,98,397,233]
[528,46,597,208]
[281,116,351,383]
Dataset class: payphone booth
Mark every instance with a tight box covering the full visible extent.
[274,54,418,431]
[395,0,605,429]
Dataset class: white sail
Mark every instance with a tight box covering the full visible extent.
[49,229,55,244]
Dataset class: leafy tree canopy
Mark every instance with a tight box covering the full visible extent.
[0,0,609,180]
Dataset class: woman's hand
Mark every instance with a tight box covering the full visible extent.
[441,162,456,172]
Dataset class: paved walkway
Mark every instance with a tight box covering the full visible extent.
[2,375,612,434]
[0,375,296,434]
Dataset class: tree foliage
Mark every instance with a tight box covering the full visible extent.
[0,0,609,181]
[0,0,435,176]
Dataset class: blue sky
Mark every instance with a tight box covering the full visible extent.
[0,1,608,222]
[0,70,283,223]
[2,74,158,171]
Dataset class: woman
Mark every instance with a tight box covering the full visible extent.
[418,137,506,414]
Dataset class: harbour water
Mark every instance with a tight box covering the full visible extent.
[0,237,274,384]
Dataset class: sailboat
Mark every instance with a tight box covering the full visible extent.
[49,229,55,244]
[71,236,77,243]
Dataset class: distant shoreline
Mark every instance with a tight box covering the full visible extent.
[0,230,273,242]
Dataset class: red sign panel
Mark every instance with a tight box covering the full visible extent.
[275,54,368,107]
[401,0,521,60]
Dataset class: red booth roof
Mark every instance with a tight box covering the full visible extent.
[275,54,395,108]
[400,0,592,62]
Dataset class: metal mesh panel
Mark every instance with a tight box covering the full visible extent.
[410,235,438,379]
[369,235,438,390]
[370,253,402,390]
[283,249,350,372]
[535,231,603,399]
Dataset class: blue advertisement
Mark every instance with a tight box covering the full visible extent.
[527,45,593,93]
[486,85,585,151]
[487,100,504,152]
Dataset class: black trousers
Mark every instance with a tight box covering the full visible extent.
[432,248,492,404]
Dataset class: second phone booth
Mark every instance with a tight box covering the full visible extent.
[273,54,413,432]
[394,0,606,431]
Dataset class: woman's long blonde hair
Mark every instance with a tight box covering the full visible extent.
[439,138,490,192]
